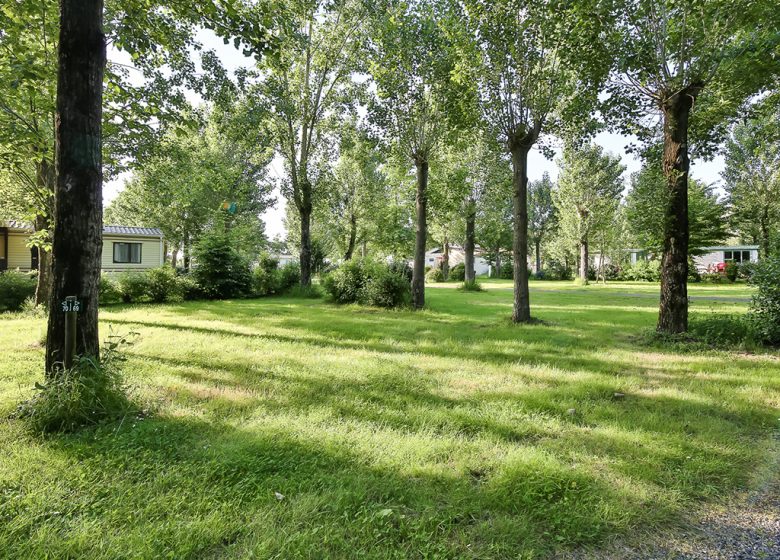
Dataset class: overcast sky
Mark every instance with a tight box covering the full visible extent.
[105,29,727,240]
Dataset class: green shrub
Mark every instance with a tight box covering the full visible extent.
[449,263,466,281]
[425,267,444,283]
[278,263,301,292]
[361,269,411,308]
[116,272,150,303]
[176,274,204,301]
[498,265,514,279]
[15,332,135,434]
[323,259,411,308]
[99,274,121,304]
[701,272,726,284]
[620,260,660,282]
[0,270,37,312]
[323,259,367,303]
[724,261,739,283]
[458,280,484,292]
[252,256,281,296]
[748,256,780,345]
[387,260,413,283]
[687,264,702,283]
[192,231,252,299]
[145,267,181,303]
[541,261,572,281]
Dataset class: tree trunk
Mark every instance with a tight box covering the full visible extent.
[45,0,105,376]
[464,208,476,282]
[170,247,178,269]
[344,212,357,261]
[33,160,55,306]
[299,203,312,286]
[442,238,450,280]
[494,242,501,277]
[534,239,541,277]
[509,140,532,323]
[760,209,771,259]
[183,233,190,272]
[657,87,699,334]
[412,157,428,309]
[579,237,589,283]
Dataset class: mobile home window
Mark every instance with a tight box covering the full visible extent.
[724,250,751,263]
[113,242,142,263]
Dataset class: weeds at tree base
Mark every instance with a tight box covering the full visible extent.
[458,280,485,292]
[14,332,137,434]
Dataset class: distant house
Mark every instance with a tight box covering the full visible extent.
[693,245,759,272]
[424,245,491,276]
[269,252,297,267]
[0,221,164,272]
[618,245,759,272]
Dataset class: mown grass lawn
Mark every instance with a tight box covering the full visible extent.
[1,281,778,559]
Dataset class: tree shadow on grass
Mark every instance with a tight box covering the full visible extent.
[4,413,652,560]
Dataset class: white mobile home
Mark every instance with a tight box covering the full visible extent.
[1,222,164,273]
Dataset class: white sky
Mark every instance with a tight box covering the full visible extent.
[104,30,726,241]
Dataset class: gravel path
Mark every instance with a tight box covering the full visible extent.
[560,437,780,560]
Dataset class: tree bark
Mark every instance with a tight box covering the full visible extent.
[33,160,55,306]
[657,86,700,334]
[494,243,501,278]
[534,239,541,277]
[412,157,428,309]
[759,208,770,259]
[298,183,313,286]
[579,237,589,283]
[299,204,312,286]
[464,207,476,282]
[45,0,105,376]
[170,247,178,269]
[509,138,533,323]
[442,237,449,280]
[344,212,357,261]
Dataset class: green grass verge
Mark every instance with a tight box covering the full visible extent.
[0,281,777,559]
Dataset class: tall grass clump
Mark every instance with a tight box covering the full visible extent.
[15,333,136,434]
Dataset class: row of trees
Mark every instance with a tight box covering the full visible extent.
[1,0,779,377]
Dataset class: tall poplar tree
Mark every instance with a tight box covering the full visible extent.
[607,0,780,333]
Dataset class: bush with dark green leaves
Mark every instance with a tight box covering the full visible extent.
[426,267,444,283]
[0,270,37,312]
[748,256,780,345]
[450,263,466,281]
[116,272,151,303]
[99,274,121,304]
[323,259,411,308]
[620,260,660,282]
[323,259,367,303]
[176,274,204,301]
[145,266,181,303]
[252,256,281,296]
[498,265,513,280]
[278,263,301,292]
[724,261,739,283]
[541,261,572,281]
[15,332,135,434]
[192,232,252,299]
[361,270,411,308]
[387,260,413,283]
